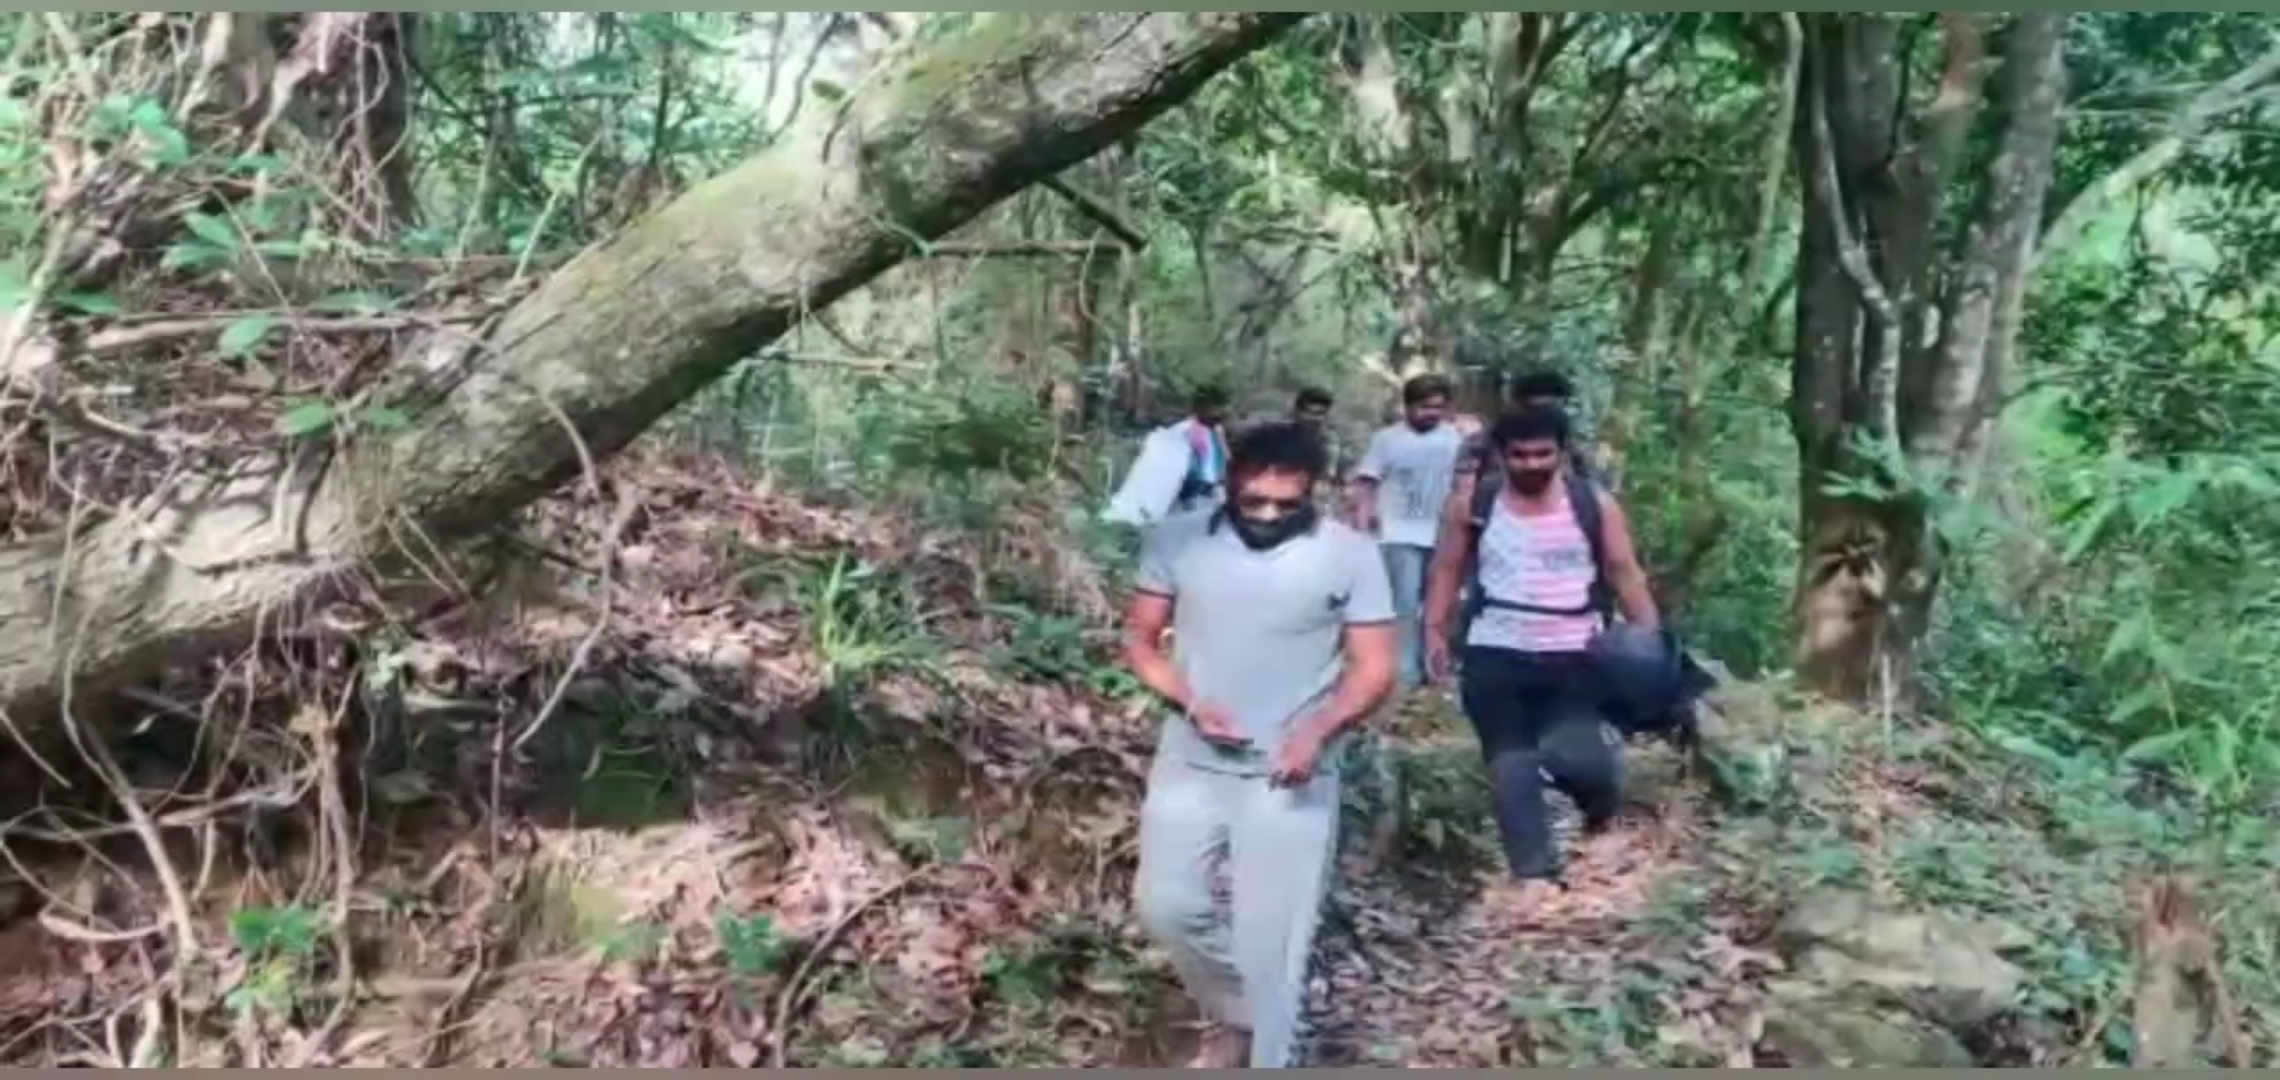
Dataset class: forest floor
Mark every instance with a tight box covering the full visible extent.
[0,449,2271,1067]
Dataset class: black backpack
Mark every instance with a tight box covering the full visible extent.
[1455,469,1705,743]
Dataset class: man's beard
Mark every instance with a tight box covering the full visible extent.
[1227,505,1318,551]
[1508,468,1556,496]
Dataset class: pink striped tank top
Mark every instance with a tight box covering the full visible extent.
[1464,489,1603,653]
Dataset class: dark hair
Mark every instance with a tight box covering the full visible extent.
[1402,373,1454,407]
[1294,386,1334,410]
[1228,421,1328,482]
[1510,369,1574,403]
[1490,403,1571,450]
[1191,383,1231,410]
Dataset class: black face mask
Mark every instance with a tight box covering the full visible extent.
[1225,504,1319,551]
[1509,468,1557,497]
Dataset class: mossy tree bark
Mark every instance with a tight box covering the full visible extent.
[1788,13,2065,703]
[0,13,1307,732]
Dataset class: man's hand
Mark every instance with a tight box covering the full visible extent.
[1269,724,1329,788]
[1188,701,1249,747]
[1346,478,1380,534]
[1425,633,1453,683]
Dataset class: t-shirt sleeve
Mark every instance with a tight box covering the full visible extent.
[1339,532,1397,624]
[1454,432,1487,475]
[1134,522,1186,596]
[1353,432,1387,481]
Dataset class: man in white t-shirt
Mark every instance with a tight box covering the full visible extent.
[1348,374,1465,690]
[1103,385,1232,530]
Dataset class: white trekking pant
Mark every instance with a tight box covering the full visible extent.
[1132,752,1340,1069]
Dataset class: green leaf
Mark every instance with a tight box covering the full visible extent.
[127,97,168,129]
[227,152,286,176]
[182,212,240,249]
[276,401,336,438]
[2060,495,2118,562]
[311,290,394,315]
[144,128,192,167]
[358,405,411,431]
[160,242,231,272]
[2115,724,2188,765]
[130,100,191,167]
[2107,684,2170,730]
[240,199,280,233]
[218,315,279,359]
[494,68,552,92]
[809,78,846,103]
[55,292,121,316]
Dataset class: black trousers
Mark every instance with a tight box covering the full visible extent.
[1458,645,1624,882]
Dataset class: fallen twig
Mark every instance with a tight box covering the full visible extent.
[769,867,931,1068]
[79,311,484,356]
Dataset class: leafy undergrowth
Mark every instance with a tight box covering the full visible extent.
[0,451,2272,1067]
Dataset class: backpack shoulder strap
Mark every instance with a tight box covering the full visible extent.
[1468,466,1502,532]
[1564,470,1616,621]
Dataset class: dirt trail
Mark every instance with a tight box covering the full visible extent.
[1303,740,1704,1067]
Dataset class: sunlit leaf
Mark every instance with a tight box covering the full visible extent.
[182,212,240,249]
[160,242,232,272]
[359,405,411,431]
[276,400,336,437]
[2060,495,2119,562]
[55,292,121,316]
[219,315,280,358]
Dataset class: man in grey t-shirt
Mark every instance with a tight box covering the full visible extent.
[1122,421,1398,1069]
[1349,373,1464,690]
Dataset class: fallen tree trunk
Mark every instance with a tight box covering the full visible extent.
[0,13,1305,733]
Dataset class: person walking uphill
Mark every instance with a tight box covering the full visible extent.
[1450,368,1598,500]
[1422,404,1659,918]
[1103,384,1234,529]
[1123,422,1399,1069]
[1348,374,1464,690]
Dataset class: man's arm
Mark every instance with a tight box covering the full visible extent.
[1293,538,1400,743]
[1296,623,1398,745]
[1344,477,1378,525]
[1597,491,1660,629]
[1423,472,1477,641]
[1121,590,1195,709]
[1345,432,1386,525]
[1121,528,1195,708]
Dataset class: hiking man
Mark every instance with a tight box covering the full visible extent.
[1103,384,1234,528]
[1453,369,1595,491]
[1124,421,1398,1068]
[1421,404,1659,916]
[1292,385,1334,429]
[1348,374,1464,690]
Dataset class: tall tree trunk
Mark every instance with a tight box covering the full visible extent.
[1788,12,2065,703]
[1600,216,1678,489]
[0,13,1306,732]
